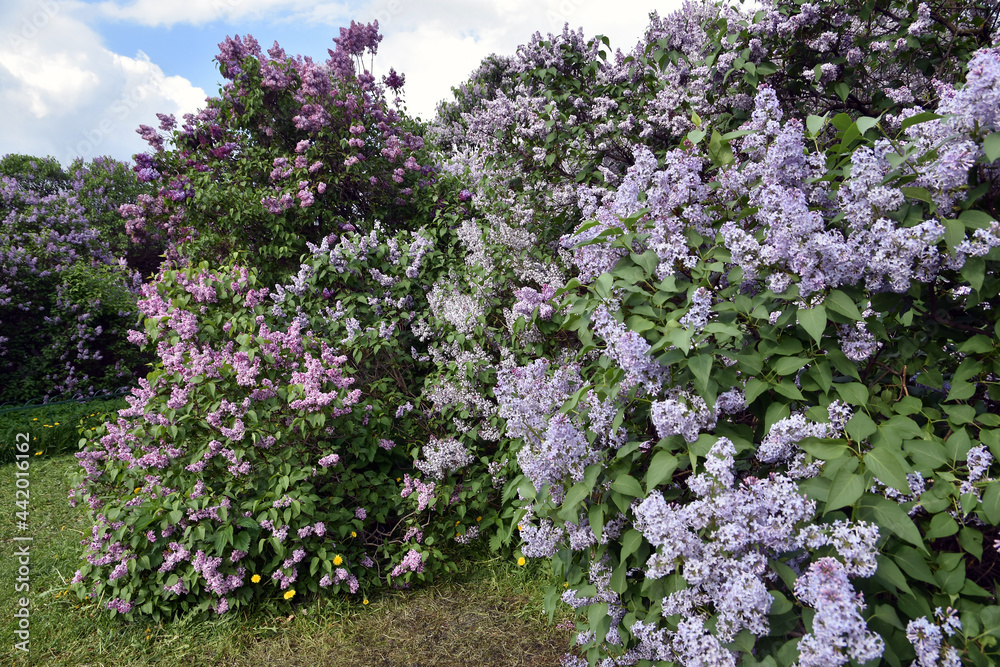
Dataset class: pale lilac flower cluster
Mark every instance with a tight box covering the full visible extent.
[512,284,557,321]
[519,517,567,558]
[106,598,134,614]
[794,558,884,666]
[650,391,716,444]
[796,520,880,577]
[679,287,713,333]
[319,568,359,592]
[757,413,839,463]
[960,444,994,499]
[634,438,817,641]
[906,608,963,667]
[455,525,480,544]
[413,437,474,480]
[516,413,600,494]
[591,304,669,393]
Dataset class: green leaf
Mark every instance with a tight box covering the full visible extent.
[768,590,794,616]
[935,559,966,594]
[773,379,804,400]
[874,555,913,595]
[689,354,712,395]
[900,111,943,133]
[744,378,768,405]
[943,218,965,252]
[980,607,1000,638]
[806,114,827,137]
[825,466,865,513]
[630,250,658,276]
[856,116,880,134]
[831,113,853,131]
[901,186,933,204]
[982,483,1000,525]
[625,315,655,333]
[610,474,644,499]
[846,412,877,441]
[594,273,613,299]
[797,305,826,345]
[644,451,678,492]
[865,444,911,492]
[867,495,926,548]
[558,482,592,522]
[589,504,605,543]
[798,437,849,461]
[893,547,936,585]
[771,356,812,377]
[825,290,863,320]
[620,529,643,563]
[835,382,869,406]
[609,565,627,594]
[984,132,1000,162]
[959,527,984,560]
[925,512,959,540]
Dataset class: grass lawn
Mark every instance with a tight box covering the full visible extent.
[0,448,577,666]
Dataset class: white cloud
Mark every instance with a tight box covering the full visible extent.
[0,0,206,164]
[365,0,675,119]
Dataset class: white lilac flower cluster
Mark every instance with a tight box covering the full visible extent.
[756,400,851,465]
[906,607,963,667]
[650,388,746,444]
[413,437,474,480]
[960,444,995,500]
[794,557,885,666]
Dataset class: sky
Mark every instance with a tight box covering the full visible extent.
[0,0,680,167]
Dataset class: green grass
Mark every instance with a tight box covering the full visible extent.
[0,448,578,666]
[0,397,126,464]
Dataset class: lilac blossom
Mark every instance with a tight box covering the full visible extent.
[794,558,884,666]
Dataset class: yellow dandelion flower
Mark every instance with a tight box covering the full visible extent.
[54,422,59,425]
[32,418,37,421]
[134,488,142,494]
[351,531,357,538]
[517,556,526,566]
[251,574,261,583]
[34,451,42,456]
[333,555,343,566]
[283,589,296,600]
[517,524,523,530]
[476,516,482,522]
[363,599,369,605]
[564,582,570,588]
[455,520,460,525]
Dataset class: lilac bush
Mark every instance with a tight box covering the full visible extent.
[67,2,1000,664]
[430,0,1000,665]
[72,24,517,619]
[0,155,150,403]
